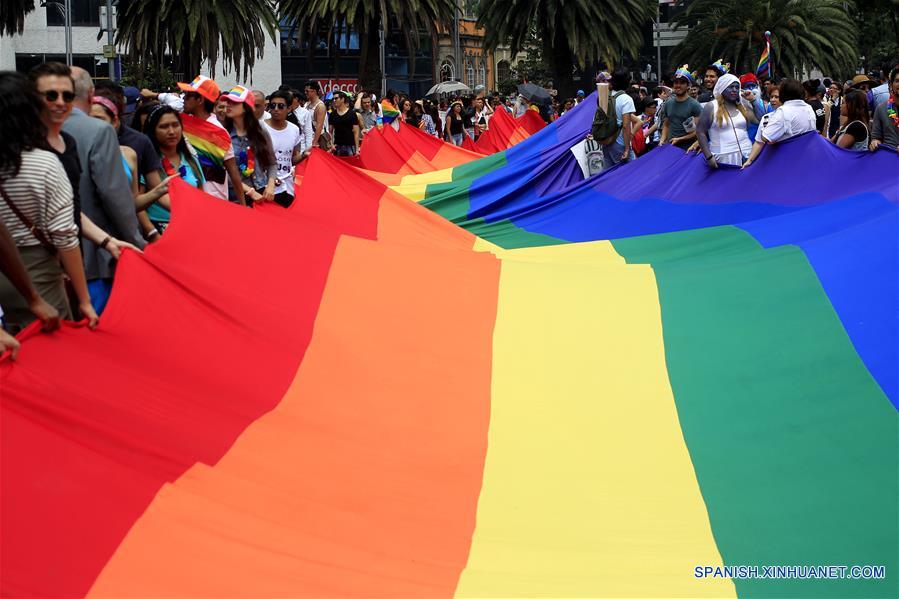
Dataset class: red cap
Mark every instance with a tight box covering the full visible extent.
[739,73,758,86]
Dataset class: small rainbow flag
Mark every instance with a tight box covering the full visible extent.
[381,99,400,124]
[757,31,771,78]
[181,113,232,182]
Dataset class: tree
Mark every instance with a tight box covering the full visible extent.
[280,0,455,92]
[671,0,858,80]
[115,0,278,82]
[1,0,35,36]
[854,0,899,74]
[476,0,652,98]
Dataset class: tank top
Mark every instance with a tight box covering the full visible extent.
[449,115,464,135]
[837,120,869,152]
[709,103,751,157]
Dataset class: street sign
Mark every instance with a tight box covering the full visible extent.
[102,45,116,59]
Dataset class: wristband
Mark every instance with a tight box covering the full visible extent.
[100,235,112,249]
[146,230,159,240]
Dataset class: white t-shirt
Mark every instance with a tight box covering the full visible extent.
[293,106,314,155]
[203,114,235,201]
[759,100,816,143]
[614,92,636,146]
[263,121,302,196]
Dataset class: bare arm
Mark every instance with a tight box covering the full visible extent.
[57,246,98,328]
[742,139,766,168]
[660,119,670,144]
[621,111,634,158]
[696,102,715,164]
[80,213,141,259]
[312,104,325,146]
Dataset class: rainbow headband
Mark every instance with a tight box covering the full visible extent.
[710,59,731,75]
[674,65,694,84]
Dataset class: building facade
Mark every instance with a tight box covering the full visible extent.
[2,0,518,96]
[433,1,516,93]
[1,0,282,93]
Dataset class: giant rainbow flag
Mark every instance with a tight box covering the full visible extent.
[1,94,896,598]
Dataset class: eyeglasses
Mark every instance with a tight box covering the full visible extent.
[43,90,75,103]
[267,103,287,110]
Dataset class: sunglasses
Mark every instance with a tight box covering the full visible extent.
[44,90,75,103]
[267,102,287,110]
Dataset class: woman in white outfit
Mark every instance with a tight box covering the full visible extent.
[696,73,762,167]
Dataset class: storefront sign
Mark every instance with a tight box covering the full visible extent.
[317,79,360,94]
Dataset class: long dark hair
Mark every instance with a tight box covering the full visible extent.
[843,90,869,125]
[142,105,203,186]
[223,103,273,173]
[0,71,49,179]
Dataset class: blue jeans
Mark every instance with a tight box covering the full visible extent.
[602,140,632,167]
[87,278,113,315]
[451,133,464,146]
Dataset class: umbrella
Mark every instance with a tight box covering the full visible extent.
[426,81,472,97]
[517,82,552,104]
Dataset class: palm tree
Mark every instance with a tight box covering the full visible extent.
[280,0,456,91]
[671,0,858,80]
[115,0,278,82]
[476,0,652,98]
[1,0,35,36]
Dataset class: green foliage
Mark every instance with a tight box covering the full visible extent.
[115,0,278,81]
[672,0,859,79]
[476,0,652,69]
[853,0,899,74]
[280,0,455,83]
[508,44,552,89]
[1,0,35,36]
[119,61,177,91]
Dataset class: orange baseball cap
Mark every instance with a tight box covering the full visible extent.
[177,75,221,103]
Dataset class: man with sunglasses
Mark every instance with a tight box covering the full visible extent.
[262,90,304,207]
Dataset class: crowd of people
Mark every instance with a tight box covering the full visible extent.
[1,59,898,356]
[585,62,899,170]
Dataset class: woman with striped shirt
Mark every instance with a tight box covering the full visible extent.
[0,71,98,332]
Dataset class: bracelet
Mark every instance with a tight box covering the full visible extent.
[100,235,112,249]
[146,230,159,239]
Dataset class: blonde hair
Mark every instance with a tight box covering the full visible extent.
[715,94,748,127]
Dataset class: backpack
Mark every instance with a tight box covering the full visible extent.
[591,91,624,145]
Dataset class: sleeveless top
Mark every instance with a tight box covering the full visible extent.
[837,120,869,152]
[709,102,752,157]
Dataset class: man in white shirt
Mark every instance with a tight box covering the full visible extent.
[293,102,315,157]
[743,79,816,168]
[263,89,303,207]
[602,68,636,166]
[757,79,816,144]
